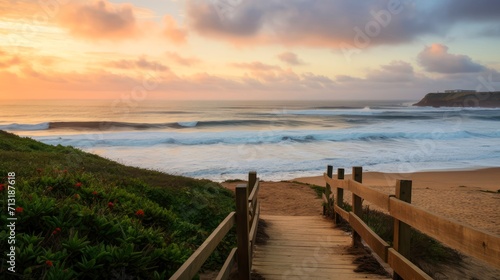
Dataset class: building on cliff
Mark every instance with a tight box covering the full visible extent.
[444,89,477,93]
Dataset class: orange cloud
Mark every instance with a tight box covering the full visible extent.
[163,15,188,44]
[57,0,139,41]
[418,44,486,74]
[166,52,200,66]
[277,52,305,66]
[107,57,169,72]
[0,50,22,69]
[231,62,281,72]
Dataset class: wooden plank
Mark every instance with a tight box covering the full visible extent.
[334,205,349,221]
[249,201,260,244]
[236,184,250,280]
[253,215,391,280]
[348,179,390,211]
[389,197,500,268]
[169,212,235,280]
[324,165,333,215]
[323,173,348,189]
[352,167,363,248]
[254,266,381,278]
[215,248,237,280]
[249,201,260,265]
[387,248,432,280]
[393,180,412,280]
[253,259,355,266]
[335,168,345,224]
[248,171,257,195]
[349,212,390,262]
[248,178,260,203]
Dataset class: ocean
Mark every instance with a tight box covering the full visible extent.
[1,99,500,182]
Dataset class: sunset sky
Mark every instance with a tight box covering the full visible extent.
[1,0,500,100]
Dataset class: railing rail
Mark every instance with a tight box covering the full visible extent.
[323,165,500,279]
[169,171,261,280]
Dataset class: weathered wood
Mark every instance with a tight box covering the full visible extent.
[352,166,363,248]
[252,215,391,280]
[249,179,259,227]
[215,248,237,280]
[393,180,412,256]
[335,168,345,224]
[324,165,333,215]
[387,248,432,280]
[249,201,260,264]
[392,180,412,280]
[348,179,390,211]
[334,204,349,221]
[248,179,260,203]
[389,197,500,269]
[349,212,390,262]
[169,212,236,280]
[323,173,349,190]
[248,171,257,195]
[236,184,251,280]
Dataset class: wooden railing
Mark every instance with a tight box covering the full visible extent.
[323,165,500,280]
[170,171,261,280]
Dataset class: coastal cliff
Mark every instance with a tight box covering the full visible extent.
[413,92,500,108]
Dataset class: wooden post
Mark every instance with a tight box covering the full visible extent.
[248,171,257,195]
[236,184,250,280]
[335,168,345,224]
[324,165,333,216]
[352,167,363,248]
[393,180,412,280]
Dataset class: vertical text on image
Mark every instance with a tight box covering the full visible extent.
[5,172,17,273]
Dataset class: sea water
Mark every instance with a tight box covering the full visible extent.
[1,99,499,181]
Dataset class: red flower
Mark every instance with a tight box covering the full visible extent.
[92,191,98,196]
[46,260,53,267]
[15,207,23,213]
[73,194,80,199]
[63,169,68,173]
[75,182,82,188]
[0,184,4,192]
[108,202,114,209]
[52,228,61,235]
[135,209,145,217]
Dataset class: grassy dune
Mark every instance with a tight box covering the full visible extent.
[0,131,235,279]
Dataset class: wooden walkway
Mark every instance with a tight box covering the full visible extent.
[252,215,391,280]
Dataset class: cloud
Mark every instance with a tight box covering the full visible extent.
[108,57,169,72]
[437,0,500,22]
[185,0,500,48]
[417,44,486,74]
[478,25,500,37]
[366,60,415,82]
[166,52,200,66]
[277,52,304,65]
[57,0,140,40]
[185,0,439,48]
[231,62,281,72]
[163,15,188,44]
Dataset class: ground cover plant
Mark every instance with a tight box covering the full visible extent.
[0,131,235,279]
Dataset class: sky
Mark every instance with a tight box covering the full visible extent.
[1,0,500,100]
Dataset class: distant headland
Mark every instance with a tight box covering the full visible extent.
[413,90,500,108]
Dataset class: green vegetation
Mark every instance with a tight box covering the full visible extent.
[287,180,325,198]
[0,131,235,279]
